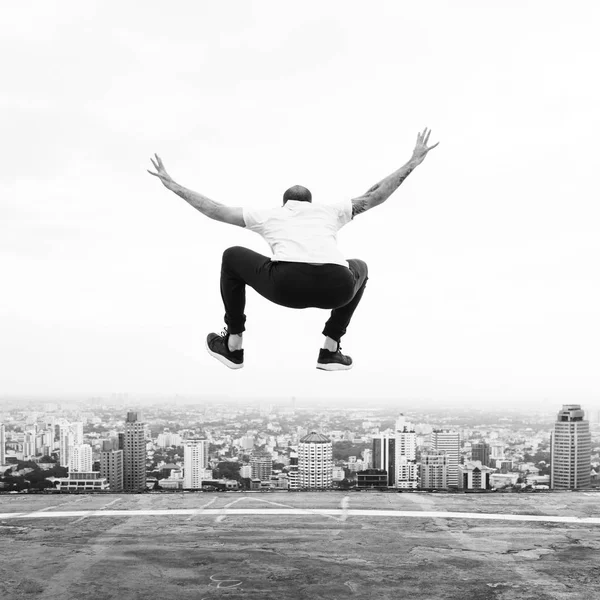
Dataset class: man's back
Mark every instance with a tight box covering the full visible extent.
[243,199,352,267]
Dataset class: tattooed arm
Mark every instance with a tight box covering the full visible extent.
[147,154,245,227]
[351,128,439,218]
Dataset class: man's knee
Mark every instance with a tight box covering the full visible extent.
[349,258,368,282]
[222,246,247,265]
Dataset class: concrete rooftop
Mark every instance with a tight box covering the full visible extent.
[1,491,600,599]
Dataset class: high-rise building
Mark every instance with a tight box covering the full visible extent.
[0,424,5,466]
[69,444,93,473]
[362,448,373,468]
[59,424,73,468]
[430,430,461,487]
[550,404,591,490]
[123,412,146,492]
[472,442,491,467]
[490,443,505,460]
[287,451,299,489]
[395,427,418,489]
[372,433,396,487]
[71,422,84,445]
[420,451,448,489]
[42,429,53,450]
[298,432,332,489]
[373,419,419,489]
[458,460,494,489]
[24,429,37,458]
[250,450,273,482]
[100,449,124,492]
[183,439,209,489]
[58,421,85,468]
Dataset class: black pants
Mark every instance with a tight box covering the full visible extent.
[220,246,368,342]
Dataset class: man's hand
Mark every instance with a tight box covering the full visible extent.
[411,128,439,165]
[147,154,174,188]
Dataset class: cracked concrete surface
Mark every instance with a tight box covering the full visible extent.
[1,492,599,600]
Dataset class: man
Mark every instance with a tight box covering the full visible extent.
[148,128,438,371]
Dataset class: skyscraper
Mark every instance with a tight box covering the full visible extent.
[472,442,491,467]
[59,424,73,468]
[490,443,505,460]
[100,449,124,492]
[362,448,373,468]
[71,422,84,445]
[183,439,209,489]
[123,412,146,492]
[42,428,54,452]
[372,433,396,487]
[550,404,591,490]
[24,428,37,458]
[420,451,448,489]
[430,430,461,487]
[395,426,419,489]
[250,450,273,482]
[69,444,93,473]
[287,451,299,489]
[58,421,84,468]
[298,432,332,489]
[0,423,5,466]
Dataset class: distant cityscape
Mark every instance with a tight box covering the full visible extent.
[1,398,599,494]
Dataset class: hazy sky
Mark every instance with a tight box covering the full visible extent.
[1,1,599,403]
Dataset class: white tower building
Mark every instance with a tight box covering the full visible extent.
[71,422,84,445]
[183,439,210,489]
[298,432,332,489]
[430,430,461,487]
[58,421,85,468]
[69,444,93,473]
[395,428,418,489]
[59,425,73,468]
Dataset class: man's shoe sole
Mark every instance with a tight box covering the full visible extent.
[205,340,244,370]
[316,362,353,371]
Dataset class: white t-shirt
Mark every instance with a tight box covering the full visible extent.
[243,200,353,268]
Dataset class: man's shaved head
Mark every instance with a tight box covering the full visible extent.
[283,185,312,205]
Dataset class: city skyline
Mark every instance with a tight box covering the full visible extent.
[2,399,598,494]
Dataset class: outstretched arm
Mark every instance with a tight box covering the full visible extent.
[147,155,245,227]
[351,128,439,218]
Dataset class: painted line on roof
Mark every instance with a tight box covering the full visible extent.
[0,508,599,525]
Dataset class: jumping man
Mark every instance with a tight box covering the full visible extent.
[148,128,438,371]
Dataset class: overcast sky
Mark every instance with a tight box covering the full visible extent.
[1,1,599,406]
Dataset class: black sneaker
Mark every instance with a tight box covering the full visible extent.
[316,346,353,371]
[206,330,244,369]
